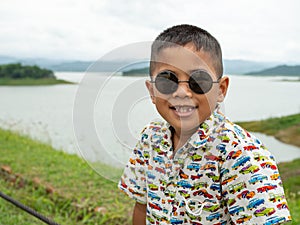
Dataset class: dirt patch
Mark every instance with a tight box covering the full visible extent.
[275,124,300,147]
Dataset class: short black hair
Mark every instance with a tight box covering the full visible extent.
[150,24,223,77]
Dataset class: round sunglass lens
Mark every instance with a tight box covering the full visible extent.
[189,71,213,94]
[155,71,178,94]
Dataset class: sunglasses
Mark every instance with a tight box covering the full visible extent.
[151,70,221,94]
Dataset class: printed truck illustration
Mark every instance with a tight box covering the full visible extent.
[148,191,161,201]
[170,218,184,224]
[229,205,245,215]
[206,212,223,221]
[269,193,285,202]
[187,162,201,172]
[177,180,193,189]
[247,198,265,210]
[228,182,246,194]
[232,156,250,170]
[248,174,268,185]
[153,156,165,164]
[263,216,286,225]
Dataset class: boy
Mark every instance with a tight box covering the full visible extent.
[118,24,291,224]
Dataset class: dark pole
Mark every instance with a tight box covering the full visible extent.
[0,191,60,225]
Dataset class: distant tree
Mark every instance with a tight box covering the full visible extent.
[0,63,55,79]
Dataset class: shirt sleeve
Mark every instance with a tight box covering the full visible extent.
[221,138,292,224]
[118,130,148,204]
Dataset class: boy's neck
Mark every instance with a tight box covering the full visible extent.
[171,127,196,152]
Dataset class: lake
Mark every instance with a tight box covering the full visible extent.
[1,72,299,171]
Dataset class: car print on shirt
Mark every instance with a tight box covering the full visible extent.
[257,183,277,193]
[170,218,184,224]
[232,156,251,170]
[149,202,162,211]
[206,212,223,221]
[204,153,222,161]
[177,180,193,189]
[243,145,258,151]
[193,189,213,199]
[192,181,208,190]
[190,153,202,161]
[270,172,280,181]
[229,205,245,216]
[226,149,242,160]
[216,143,227,154]
[261,162,277,170]
[148,183,159,191]
[239,164,259,174]
[228,182,246,194]
[264,216,286,225]
[237,190,255,199]
[201,162,217,171]
[254,207,276,217]
[236,214,252,224]
[191,173,203,180]
[206,172,220,182]
[203,204,220,212]
[277,202,289,210]
[153,156,165,164]
[247,198,265,210]
[253,152,269,161]
[269,193,285,203]
[148,191,161,201]
[187,162,201,172]
[221,174,238,185]
[179,170,189,179]
[248,174,268,185]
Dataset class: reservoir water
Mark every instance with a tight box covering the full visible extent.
[0,72,299,169]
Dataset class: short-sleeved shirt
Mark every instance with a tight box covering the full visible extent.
[118,109,291,224]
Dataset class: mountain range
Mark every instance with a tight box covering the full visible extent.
[0,55,299,75]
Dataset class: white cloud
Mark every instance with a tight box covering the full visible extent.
[0,0,299,62]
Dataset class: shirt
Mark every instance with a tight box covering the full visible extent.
[118,109,291,225]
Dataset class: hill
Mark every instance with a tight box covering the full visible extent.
[245,65,300,76]
[0,63,72,85]
[0,55,282,74]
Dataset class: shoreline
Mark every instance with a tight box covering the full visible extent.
[0,78,74,86]
[236,113,300,148]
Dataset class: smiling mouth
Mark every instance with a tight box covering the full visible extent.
[170,105,198,117]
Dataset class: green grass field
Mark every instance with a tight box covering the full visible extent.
[0,128,133,225]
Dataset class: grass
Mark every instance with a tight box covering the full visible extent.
[0,128,134,225]
[0,78,74,86]
[237,113,300,147]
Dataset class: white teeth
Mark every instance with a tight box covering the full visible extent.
[174,106,195,113]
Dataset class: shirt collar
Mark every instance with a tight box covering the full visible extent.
[167,106,225,149]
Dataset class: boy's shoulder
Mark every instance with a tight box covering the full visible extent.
[211,114,265,151]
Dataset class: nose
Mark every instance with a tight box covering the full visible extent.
[172,81,193,98]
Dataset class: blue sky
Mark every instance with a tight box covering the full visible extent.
[1,0,299,63]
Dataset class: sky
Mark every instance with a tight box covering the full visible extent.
[1,0,299,63]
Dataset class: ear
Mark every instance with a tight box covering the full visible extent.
[217,76,229,102]
[145,80,156,104]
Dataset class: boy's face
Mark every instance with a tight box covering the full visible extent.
[146,43,229,137]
